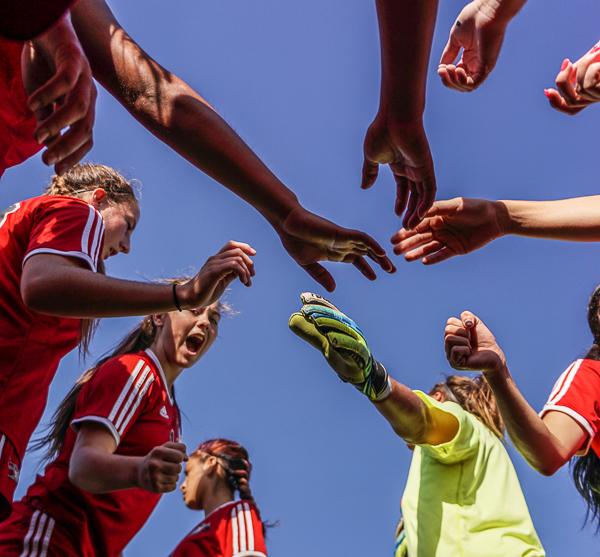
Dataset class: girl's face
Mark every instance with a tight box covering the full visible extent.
[154,303,221,369]
[180,452,216,510]
[88,189,139,260]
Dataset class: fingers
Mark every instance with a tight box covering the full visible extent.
[422,246,454,265]
[349,230,396,274]
[218,240,256,257]
[392,230,433,256]
[417,179,436,221]
[156,442,188,463]
[352,257,376,281]
[361,158,379,190]
[28,58,83,113]
[438,64,471,92]
[42,119,94,169]
[303,262,336,292]
[52,139,93,176]
[402,240,443,262]
[394,177,410,217]
[402,184,421,230]
[555,59,579,106]
[440,34,461,66]
[544,88,583,115]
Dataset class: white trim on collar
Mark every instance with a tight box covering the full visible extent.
[144,348,174,404]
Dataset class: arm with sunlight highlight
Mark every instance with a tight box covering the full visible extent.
[392,196,600,265]
[444,311,586,475]
[69,0,394,291]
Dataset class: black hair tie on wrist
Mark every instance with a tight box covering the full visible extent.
[455,20,462,27]
[172,283,183,312]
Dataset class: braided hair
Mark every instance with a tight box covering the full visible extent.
[196,439,255,503]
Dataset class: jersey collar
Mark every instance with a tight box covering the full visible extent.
[144,348,175,404]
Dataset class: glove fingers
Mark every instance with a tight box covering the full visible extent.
[325,331,371,366]
[300,292,342,312]
[303,312,366,342]
[288,313,330,355]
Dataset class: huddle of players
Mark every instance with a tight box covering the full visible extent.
[2,1,600,556]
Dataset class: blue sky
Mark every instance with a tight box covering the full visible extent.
[3,0,600,554]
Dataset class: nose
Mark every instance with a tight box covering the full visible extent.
[119,235,131,255]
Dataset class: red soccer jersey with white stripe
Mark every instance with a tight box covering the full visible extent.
[0,38,42,176]
[24,349,181,557]
[541,358,600,457]
[0,195,104,464]
[170,500,267,557]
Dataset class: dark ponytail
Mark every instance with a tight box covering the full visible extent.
[570,285,600,530]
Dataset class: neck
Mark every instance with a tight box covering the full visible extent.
[148,341,183,390]
[203,484,234,517]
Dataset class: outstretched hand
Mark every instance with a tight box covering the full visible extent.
[438,1,508,92]
[444,311,506,373]
[391,197,504,264]
[276,206,395,292]
[545,44,600,115]
[361,115,436,230]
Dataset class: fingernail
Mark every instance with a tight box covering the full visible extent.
[37,131,49,144]
[560,59,569,71]
[465,320,473,327]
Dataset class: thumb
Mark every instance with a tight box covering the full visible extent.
[361,158,379,190]
[440,34,461,65]
[460,310,477,329]
[424,199,460,218]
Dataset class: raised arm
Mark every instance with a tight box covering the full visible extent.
[69,0,394,290]
[444,311,586,475]
[21,240,255,318]
[69,422,186,494]
[392,196,600,265]
[288,293,458,446]
[361,0,439,229]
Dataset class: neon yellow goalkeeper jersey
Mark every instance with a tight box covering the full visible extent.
[400,391,545,557]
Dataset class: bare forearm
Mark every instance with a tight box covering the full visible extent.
[499,196,600,242]
[373,380,432,444]
[70,447,141,493]
[484,367,566,475]
[72,0,299,227]
[476,0,528,23]
[375,0,439,120]
[22,262,178,318]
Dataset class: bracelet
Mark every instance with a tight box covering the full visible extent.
[172,283,183,312]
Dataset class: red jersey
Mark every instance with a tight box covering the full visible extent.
[0,2,74,41]
[0,195,104,465]
[23,349,181,557]
[170,500,267,557]
[0,38,42,176]
[541,358,600,457]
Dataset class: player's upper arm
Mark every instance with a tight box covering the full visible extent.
[69,421,118,487]
[542,410,589,464]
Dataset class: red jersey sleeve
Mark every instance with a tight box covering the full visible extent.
[24,197,104,272]
[170,534,223,557]
[540,359,600,456]
[222,502,267,557]
[71,354,157,446]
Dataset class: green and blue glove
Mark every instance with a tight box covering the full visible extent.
[288,292,391,402]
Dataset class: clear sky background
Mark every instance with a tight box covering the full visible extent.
[2,0,600,555]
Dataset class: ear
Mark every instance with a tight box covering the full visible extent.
[90,188,107,205]
[431,390,446,403]
[152,313,166,327]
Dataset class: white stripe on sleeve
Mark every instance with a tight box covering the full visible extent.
[80,205,96,257]
[547,360,583,406]
[107,359,145,423]
[243,502,254,550]
[90,216,104,269]
[117,373,155,436]
[231,506,239,554]
[28,511,48,557]
[114,366,152,433]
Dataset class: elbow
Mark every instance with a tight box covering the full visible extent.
[68,456,101,494]
[536,462,562,477]
[20,277,49,313]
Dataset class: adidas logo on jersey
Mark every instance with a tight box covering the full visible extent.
[159,406,169,419]
[8,460,19,483]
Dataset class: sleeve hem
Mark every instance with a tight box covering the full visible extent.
[233,553,267,557]
[540,404,595,456]
[71,416,120,446]
[23,248,96,272]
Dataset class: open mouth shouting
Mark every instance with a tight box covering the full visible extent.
[185,333,206,356]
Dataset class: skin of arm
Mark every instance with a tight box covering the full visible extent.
[444,311,587,475]
[68,0,395,291]
[69,423,187,494]
[374,379,459,446]
[392,195,600,265]
[20,240,255,318]
[362,0,439,229]
[70,0,298,227]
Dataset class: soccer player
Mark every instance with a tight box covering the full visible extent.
[444,289,600,531]
[170,438,267,557]
[0,163,255,519]
[289,293,545,557]
[0,293,227,555]
[392,195,600,265]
